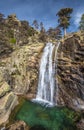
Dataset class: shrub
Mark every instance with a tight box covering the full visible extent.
[10,38,16,44]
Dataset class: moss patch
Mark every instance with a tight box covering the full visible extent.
[10,38,16,44]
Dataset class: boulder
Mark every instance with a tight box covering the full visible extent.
[0,92,18,125]
[0,82,11,97]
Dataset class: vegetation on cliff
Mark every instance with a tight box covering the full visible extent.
[0,12,62,59]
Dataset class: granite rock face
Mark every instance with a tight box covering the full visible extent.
[0,42,44,94]
[0,71,18,125]
[57,32,84,109]
[0,40,44,125]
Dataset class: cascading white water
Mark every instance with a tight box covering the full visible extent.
[35,42,60,105]
[36,43,55,104]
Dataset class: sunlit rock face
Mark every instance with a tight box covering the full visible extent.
[57,33,84,109]
[0,42,44,94]
[0,92,18,125]
[0,40,44,125]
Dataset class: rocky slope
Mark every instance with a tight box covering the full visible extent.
[57,32,84,110]
[0,37,44,126]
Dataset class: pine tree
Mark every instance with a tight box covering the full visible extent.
[0,13,4,23]
[79,14,84,30]
[56,8,73,36]
[32,20,39,30]
[0,13,5,30]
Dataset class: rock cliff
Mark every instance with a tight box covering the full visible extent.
[0,39,44,125]
[57,32,84,110]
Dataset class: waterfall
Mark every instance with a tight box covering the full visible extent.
[34,42,60,105]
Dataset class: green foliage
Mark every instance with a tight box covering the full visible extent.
[47,27,62,39]
[79,14,84,30]
[10,38,16,44]
[27,27,36,36]
[57,8,73,17]
[7,29,14,38]
[7,14,20,29]
[40,22,45,32]
[56,8,73,35]
[61,107,80,123]
[32,20,39,29]
[0,13,4,23]
[21,20,29,29]
[39,32,47,42]
[39,22,47,42]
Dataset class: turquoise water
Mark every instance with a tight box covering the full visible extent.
[15,100,78,130]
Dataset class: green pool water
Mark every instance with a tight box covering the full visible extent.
[15,100,78,130]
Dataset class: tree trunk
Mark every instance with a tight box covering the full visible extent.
[64,28,66,36]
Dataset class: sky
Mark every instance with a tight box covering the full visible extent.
[0,0,84,32]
